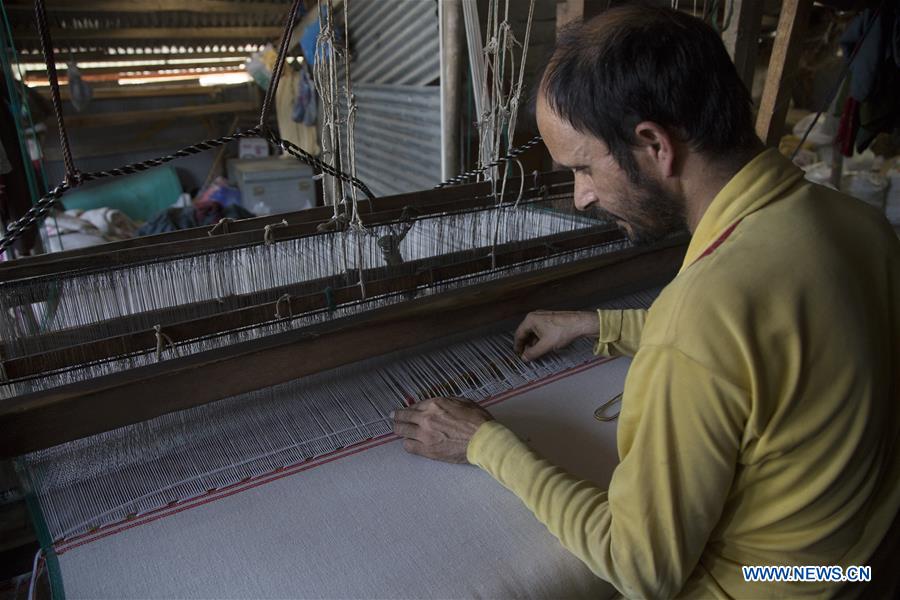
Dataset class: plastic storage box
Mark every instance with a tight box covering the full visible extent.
[227,158,315,215]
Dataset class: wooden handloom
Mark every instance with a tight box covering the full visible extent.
[0,174,688,457]
[0,169,687,597]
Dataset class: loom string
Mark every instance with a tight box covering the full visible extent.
[27,284,656,537]
[26,329,607,541]
[1,190,592,354]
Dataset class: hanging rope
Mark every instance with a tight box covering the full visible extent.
[438,0,542,193]
[343,0,362,227]
[273,293,294,319]
[505,0,535,158]
[207,217,234,236]
[153,325,179,362]
[314,0,342,217]
[462,0,536,198]
[34,0,77,185]
[263,219,289,245]
[258,0,304,133]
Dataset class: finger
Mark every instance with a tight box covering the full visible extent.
[391,407,422,424]
[392,420,420,439]
[513,315,537,355]
[402,438,426,456]
[444,396,481,409]
[520,336,555,362]
[514,331,538,357]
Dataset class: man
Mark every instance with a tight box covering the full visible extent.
[392,5,900,598]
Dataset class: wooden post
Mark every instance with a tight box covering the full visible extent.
[440,0,463,180]
[556,0,585,30]
[722,0,763,93]
[755,0,812,146]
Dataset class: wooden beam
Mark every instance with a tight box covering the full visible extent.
[0,171,574,281]
[12,51,262,63]
[3,227,622,379]
[0,240,686,458]
[24,59,247,76]
[15,27,284,42]
[50,100,256,128]
[755,0,812,146]
[28,69,244,86]
[4,1,290,14]
[556,0,584,31]
[721,0,763,93]
[0,193,570,289]
[36,83,234,101]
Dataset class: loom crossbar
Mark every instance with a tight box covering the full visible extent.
[2,226,624,378]
[0,171,573,283]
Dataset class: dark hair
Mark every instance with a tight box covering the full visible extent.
[540,4,757,180]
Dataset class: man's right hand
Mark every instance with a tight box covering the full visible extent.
[513,310,599,362]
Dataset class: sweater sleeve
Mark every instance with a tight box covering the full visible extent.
[467,345,748,598]
[594,309,647,357]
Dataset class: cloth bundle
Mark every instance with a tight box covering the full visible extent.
[45,208,139,252]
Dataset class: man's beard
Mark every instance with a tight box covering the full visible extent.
[614,172,687,245]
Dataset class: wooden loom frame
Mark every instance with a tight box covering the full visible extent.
[0,170,575,282]
[0,170,613,377]
[0,235,686,458]
[3,225,626,379]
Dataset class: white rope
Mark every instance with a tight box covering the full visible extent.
[506,0,535,157]
[462,0,486,123]
[263,219,289,245]
[471,0,534,189]
[314,0,341,214]
[153,324,179,362]
[274,294,293,319]
[207,218,234,237]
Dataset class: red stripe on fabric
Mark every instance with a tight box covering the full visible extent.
[55,355,619,554]
[693,219,742,265]
[56,435,400,554]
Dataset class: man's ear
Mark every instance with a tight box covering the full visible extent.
[633,121,677,178]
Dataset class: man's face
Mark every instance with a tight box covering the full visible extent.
[536,95,685,244]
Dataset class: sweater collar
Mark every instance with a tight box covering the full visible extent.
[680,148,806,272]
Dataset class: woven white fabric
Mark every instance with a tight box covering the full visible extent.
[56,358,629,599]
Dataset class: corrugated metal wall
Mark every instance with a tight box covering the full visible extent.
[346,0,441,197]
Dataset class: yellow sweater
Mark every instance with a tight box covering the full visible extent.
[467,149,900,598]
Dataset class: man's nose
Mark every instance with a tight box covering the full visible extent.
[573,182,596,212]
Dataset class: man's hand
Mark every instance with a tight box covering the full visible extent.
[513,310,598,361]
[392,397,493,463]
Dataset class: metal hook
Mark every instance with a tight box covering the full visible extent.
[594,392,623,422]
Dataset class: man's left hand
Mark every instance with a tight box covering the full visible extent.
[392,397,494,463]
